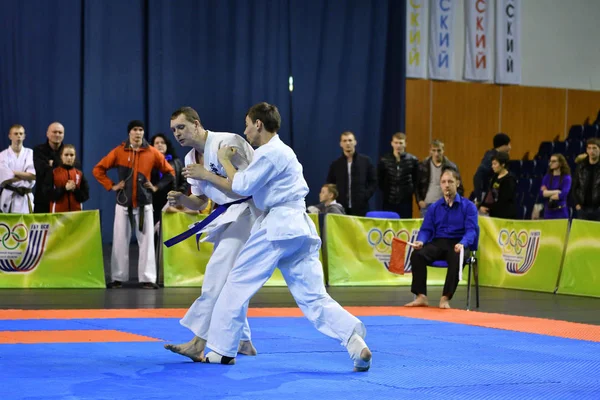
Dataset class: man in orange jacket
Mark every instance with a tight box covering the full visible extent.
[93,120,175,289]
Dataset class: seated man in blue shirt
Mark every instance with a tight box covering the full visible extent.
[405,167,479,309]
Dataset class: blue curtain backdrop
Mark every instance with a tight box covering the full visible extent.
[0,0,406,242]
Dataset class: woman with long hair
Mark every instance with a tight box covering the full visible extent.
[149,133,188,224]
[540,153,571,219]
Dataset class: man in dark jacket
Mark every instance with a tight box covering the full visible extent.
[416,139,461,218]
[378,132,418,218]
[33,122,65,213]
[572,138,600,221]
[326,131,377,216]
[472,132,511,204]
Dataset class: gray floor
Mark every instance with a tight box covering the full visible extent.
[1,243,596,326]
[1,285,599,325]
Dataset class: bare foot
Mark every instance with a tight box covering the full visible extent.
[439,296,451,309]
[237,340,257,356]
[405,294,428,307]
[164,336,206,362]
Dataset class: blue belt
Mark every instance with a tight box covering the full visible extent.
[163,197,251,248]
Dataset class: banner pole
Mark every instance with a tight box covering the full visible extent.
[553,218,572,294]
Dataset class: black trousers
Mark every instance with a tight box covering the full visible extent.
[410,238,462,299]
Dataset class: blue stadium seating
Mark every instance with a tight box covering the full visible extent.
[568,125,584,141]
[536,141,553,159]
[584,124,599,139]
[553,141,567,155]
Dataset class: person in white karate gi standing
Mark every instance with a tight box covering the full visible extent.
[0,124,36,213]
[196,102,372,371]
[163,107,259,361]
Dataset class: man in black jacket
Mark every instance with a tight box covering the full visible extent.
[378,132,418,218]
[33,122,65,213]
[572,138,600,221]
[416,139,461,218]
[472,132,511,204]
[326,131,377,216]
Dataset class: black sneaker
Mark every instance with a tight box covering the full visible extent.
[107,280,122,289]
[141,282,158,289]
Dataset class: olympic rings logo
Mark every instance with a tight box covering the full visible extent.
[367,228,413,253]
[0,223,29,250]
[498,229,529,255]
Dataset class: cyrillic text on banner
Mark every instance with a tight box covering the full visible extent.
[495,0,521,84]
[428,0,456,80]
[406,0,429,78]
[464,0,492,81]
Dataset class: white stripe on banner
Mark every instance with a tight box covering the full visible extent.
[406,0,429,78]
[429,0,456,80]
[495,0,521,84]
[464,0,492,81]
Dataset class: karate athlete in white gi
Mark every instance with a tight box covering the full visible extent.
[164,106,259,361]
[198,102,372,371]
[0,125,36,213]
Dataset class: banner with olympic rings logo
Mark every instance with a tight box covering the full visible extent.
[477,217,568,293]
[325,214,463,286]
[0,211,104,288]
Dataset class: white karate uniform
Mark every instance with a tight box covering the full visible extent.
[112,203,156,282]
[0,147,35,214]
[206,135,365,358]
[179,131,257,342]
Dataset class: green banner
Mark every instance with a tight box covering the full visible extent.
[477,217,568,293]
[557,219,600,298]
[162,212,214,287]
[0,211,105,288]
[162,212,322,287]
[325,214,461,286]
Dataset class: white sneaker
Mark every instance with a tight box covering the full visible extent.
[347,333,372,372]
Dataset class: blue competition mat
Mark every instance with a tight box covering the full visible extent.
[0,316,599,399]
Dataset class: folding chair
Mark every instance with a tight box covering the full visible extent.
[429,233,480,311]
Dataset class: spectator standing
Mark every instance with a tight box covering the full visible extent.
[478,152,517,219]
[539,154,571,220]
[33,122,65,213]
[45,144,90,212]
[378,132,418,218]
[472,133,511,204]
[326,131,376,216]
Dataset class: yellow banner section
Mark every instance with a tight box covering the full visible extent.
[0,211,105,288]
[162,212,214,287]
[557,219,600,298]
[477,217,569,293]
[325,214,460,286]
[162,212,322,287]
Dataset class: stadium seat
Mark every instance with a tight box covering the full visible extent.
[521,160,535,177]
[553,141,567,155]
[536,142,553,159]
[508,160,521,177]
[366,211,400,219]
[517,178,531,194]
[533,159,548,177]
[584,124,599,139]
[567,125,584,141]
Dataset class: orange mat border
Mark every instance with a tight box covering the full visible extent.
[0,307,598,343]
[0,329,160,344]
